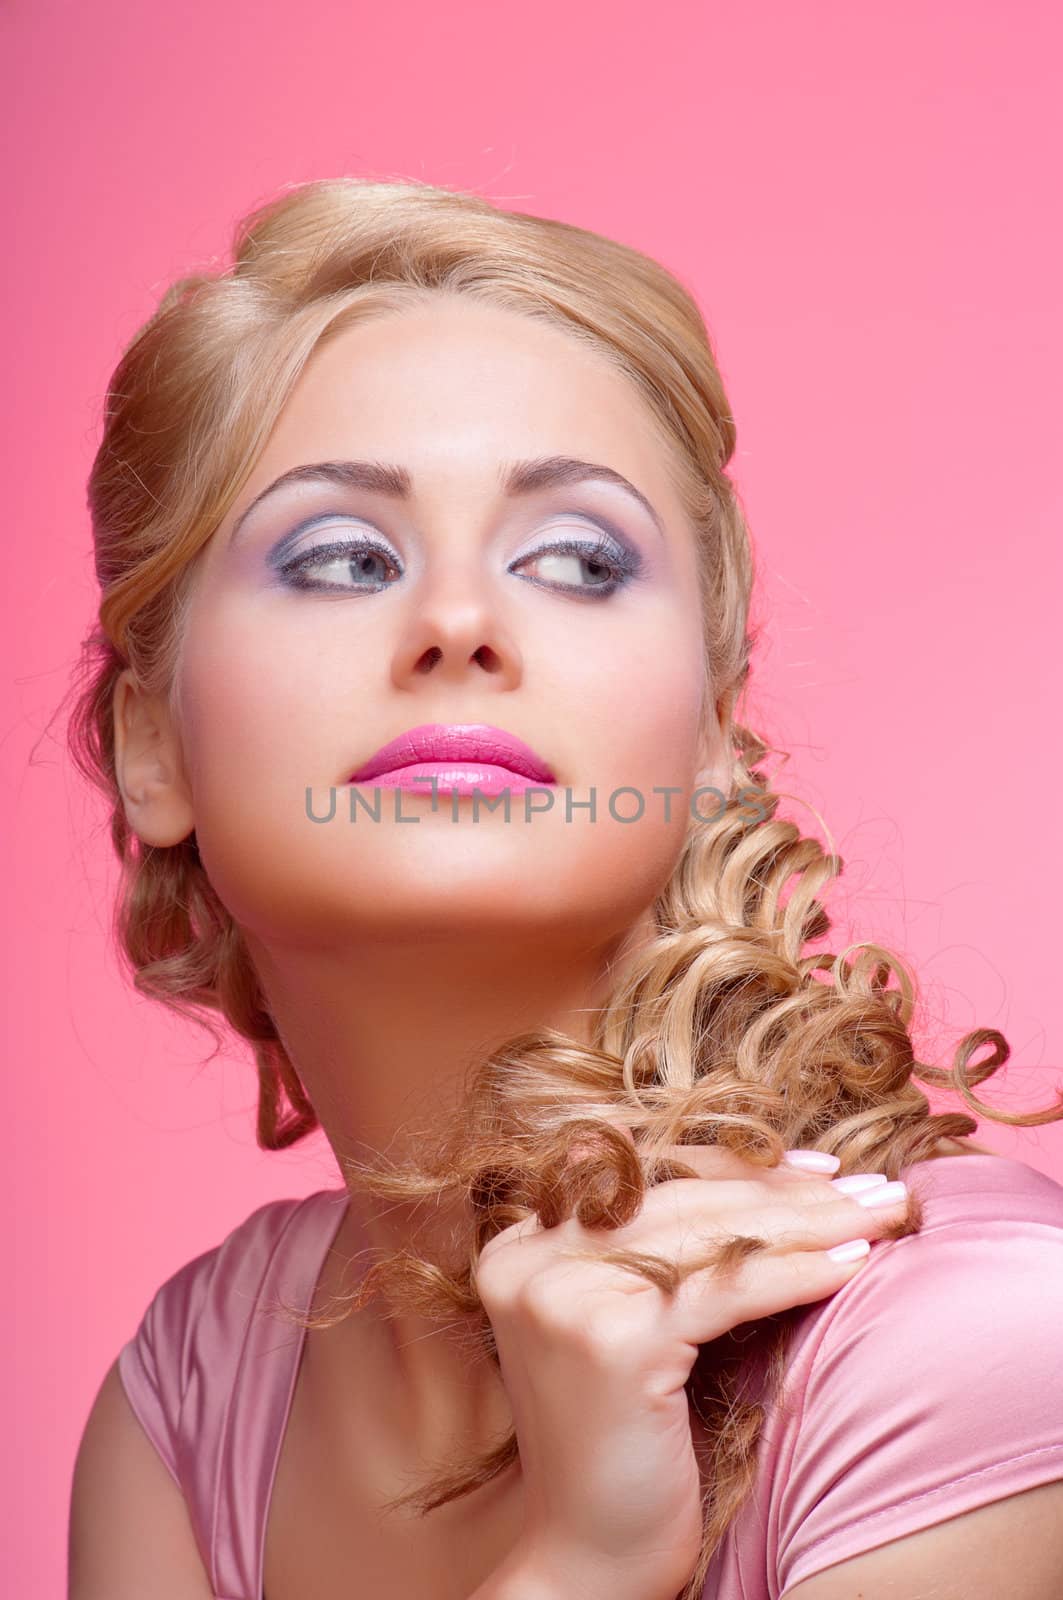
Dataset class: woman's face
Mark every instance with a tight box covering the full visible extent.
[149,296,728,950]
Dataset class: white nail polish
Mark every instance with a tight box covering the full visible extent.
[854,1181,908,1209]
[831,1173,888,1194]
[827,1238,871,1263]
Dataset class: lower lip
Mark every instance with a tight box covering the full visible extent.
[347,762,557,797]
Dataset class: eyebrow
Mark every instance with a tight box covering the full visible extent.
[228,455,665,544]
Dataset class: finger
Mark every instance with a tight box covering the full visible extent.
[778,1148,843,1176]
[677,1235,878,1335]
[564,1130,838,1188]
[644,1143,835,1191]
[645,1144,773,1176]
[669,1188,909,1328]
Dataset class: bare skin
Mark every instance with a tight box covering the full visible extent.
[263,1141,998,1597]
[112,294,1000,1598]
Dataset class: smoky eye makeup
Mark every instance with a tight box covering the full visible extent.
[262,513,392,572]
[253,499,656,599]
[510,510,645,564]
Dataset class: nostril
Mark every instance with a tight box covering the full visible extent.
[473,644,503,671]
[415,646,443,674]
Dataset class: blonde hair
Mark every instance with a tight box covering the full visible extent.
[66,176,1063,1598]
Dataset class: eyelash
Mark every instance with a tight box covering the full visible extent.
[275,529,643,599]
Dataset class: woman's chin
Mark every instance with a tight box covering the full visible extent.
[226,874,662,955]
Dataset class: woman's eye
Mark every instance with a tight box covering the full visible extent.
[277,537,401,592]
[272,525,641,598]
[509,538,638,598]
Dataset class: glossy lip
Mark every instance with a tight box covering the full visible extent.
[347,723,557,785]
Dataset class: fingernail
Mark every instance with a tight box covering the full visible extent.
[783,1149,841,1173]
[854,1180,908,1209]
[831,1173,888,1194]
[827,1238,872,1263]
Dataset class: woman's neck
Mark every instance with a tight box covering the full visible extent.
[245,919,649,1463]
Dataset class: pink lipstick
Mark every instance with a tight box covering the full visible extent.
[347,722,557,797]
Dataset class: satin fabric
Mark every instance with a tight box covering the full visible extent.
[117,1153,1063,1599]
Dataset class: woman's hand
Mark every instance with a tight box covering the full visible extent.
[473,1142,909,1598]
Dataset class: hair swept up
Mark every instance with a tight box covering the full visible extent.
[66,175,1063,1598]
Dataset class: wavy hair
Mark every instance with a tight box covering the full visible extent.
[66,176,1063,1599]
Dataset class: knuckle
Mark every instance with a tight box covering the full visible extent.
[509,1266,650,1357]
[473,1255,514,1310]
[789,1172,843,1199]
[578,1299,651,1361]
[514,1264,580,1324]
[475,1232,534,1306]
[736,1174,775,1201]
[756,1199,818,1240]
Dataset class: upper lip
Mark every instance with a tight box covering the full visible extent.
[348,723,556,783]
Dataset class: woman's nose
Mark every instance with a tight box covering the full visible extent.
[389,564,523,689]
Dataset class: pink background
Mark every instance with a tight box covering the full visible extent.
[4,2,1061,1592]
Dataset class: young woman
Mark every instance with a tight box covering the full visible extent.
[67,177,1063,1600]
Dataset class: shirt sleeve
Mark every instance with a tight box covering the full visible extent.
[115,1245,220,1492]
[775,1217,1063,1594]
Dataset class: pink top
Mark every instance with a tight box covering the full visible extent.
[117,1152,1063,1599]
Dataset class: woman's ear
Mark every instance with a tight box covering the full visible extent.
[692,690,736,798]
[112,669,196,846]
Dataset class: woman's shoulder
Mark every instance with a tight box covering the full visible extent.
[900,1145,1063,1228]
[783,1147,1063,1407]
[751,1149,1063,1594]
[118,1192,316,1364]
[115,1188,344,1486]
